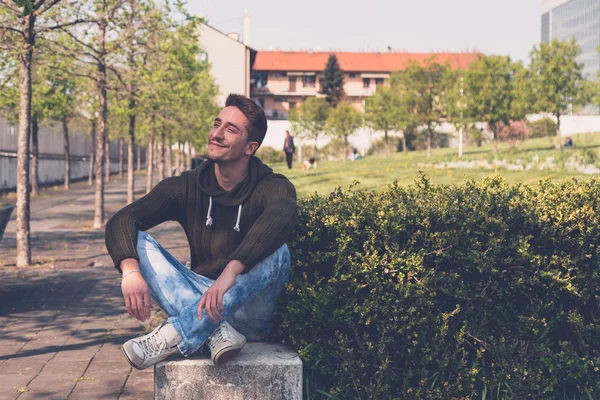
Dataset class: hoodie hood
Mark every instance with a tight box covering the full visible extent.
[197,156,273,207]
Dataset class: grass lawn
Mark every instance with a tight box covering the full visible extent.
[272,134,600,198]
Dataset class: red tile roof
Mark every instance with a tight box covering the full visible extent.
[253,51,480,72]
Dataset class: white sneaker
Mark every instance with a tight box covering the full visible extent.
[207,321,246,366]
[121,321,181,369]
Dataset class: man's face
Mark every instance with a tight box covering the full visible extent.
[206,106,257,163]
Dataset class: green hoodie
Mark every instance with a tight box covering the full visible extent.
[105,156,298,279]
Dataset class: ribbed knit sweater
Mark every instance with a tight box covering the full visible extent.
[105,156,298,279]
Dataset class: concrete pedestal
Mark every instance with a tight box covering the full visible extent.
[154,342,302,400]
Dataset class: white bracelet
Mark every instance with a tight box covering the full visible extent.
[122,270,140,280]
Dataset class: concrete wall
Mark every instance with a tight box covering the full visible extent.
[262,120,405,155]
[199,23,249,106]
[528,114,600,135]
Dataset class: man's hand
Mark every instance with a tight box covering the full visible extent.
[198,260,245,323]
[120,258,153,322]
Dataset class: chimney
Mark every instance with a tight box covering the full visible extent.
[243,9,250,46]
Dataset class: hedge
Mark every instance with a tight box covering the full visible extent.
[274,174,600,399]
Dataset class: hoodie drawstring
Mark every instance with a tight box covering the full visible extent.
[205,196,242,233]
[206,196,214,227]
[234,204,242,232]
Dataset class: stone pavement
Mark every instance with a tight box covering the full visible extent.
[0,174,190,399]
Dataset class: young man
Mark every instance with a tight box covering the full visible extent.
[283,130,295,169]
[105,94,298,370]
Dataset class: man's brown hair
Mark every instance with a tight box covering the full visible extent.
[225,94,268,148]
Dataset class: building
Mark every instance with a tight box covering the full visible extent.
[541,0,600,114]
[250,51,479,120]
[197,11,256,106]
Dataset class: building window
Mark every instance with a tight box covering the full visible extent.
[363,78,370,88]
[288,77,297,92]
[303,75,316,87]
[349,73,356,78]
[289,101,296,110]
[274,97,288,103]
[252,72,268,88]
[375,78,384,86]
[272,72,286,78]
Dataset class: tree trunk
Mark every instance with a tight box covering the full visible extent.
[136,144,141,172]
[384,130,389,159]
[105,139,110,183]
[118,137,124,179]
[153,139,158,170]
[158,129,165,181]
[556,113,562,151]
[493,129,498,154]
[426,128,432,158]
[402,131,407,154]
[166,134,172,177]
[93,13,108,229]
[179,143,184,172]
[16,15,35,267]
[146,116,155,194]
[88,119,96,186]
[62,116,70,190]
[175,142,181,175]
[31,114,39,196]
[187,142,192,170]
[343,135,348,161]
[127,93,136,204]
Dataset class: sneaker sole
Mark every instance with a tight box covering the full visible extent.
[121,345,147,370]
[212,339,246,367]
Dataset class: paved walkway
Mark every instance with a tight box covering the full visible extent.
[0,174,189,400]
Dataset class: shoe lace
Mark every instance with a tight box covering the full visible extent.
[208,324,228,349]
[139,329,167,358]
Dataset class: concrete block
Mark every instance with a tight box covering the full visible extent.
[155,342,302,400]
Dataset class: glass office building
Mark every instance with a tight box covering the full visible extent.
[542,0,600,114]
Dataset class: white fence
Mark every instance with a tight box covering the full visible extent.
[0,116,146,192]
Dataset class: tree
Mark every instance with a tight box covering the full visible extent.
[365,85,412,157]
[319,53,344,107]
[325,100,362,160]
[392,58,452,157]
[464,55,516,153]
[0,0,86,267]
[288,97,330,154]
[530,38,594,149]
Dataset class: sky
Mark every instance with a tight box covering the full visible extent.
[185,0,542,62]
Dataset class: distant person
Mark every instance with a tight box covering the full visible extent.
[564,137,573,148]
[283,130,295,169]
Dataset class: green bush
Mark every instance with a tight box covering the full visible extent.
[256,146,285,164]
[275,175,600,399]
[530,118,557,139]
[367,136,403,156]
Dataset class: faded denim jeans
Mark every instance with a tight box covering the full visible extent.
[136,231,291,357]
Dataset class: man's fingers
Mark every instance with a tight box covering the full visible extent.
[143,291,152,321]
[135,293,146,322]
[211,292,222,321]
[124,294,132,316]
[217,291,225,315]
[214,291,223,320]
[198,295,206,320]
[206,292,217,323]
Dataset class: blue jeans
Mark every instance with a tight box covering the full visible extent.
[136,231,291,357]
